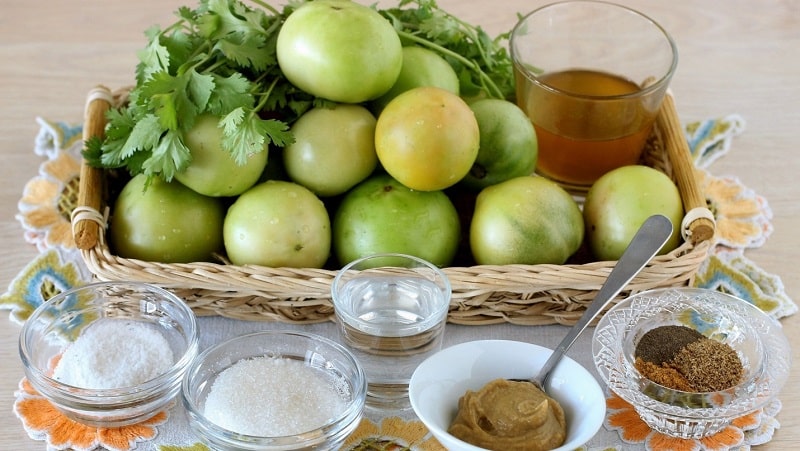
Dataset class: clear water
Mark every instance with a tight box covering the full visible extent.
[338,276,446,336]
[335,275,449,403]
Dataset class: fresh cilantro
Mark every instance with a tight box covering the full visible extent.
[84,0,516,181]
[207,73,254,115]
[380,0,515,100]
[85,0,304,181]
[220,107,291,164]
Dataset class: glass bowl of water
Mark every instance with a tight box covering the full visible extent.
[331,253,451,410]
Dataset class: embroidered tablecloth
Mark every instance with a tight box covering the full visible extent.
[2,115,796,450]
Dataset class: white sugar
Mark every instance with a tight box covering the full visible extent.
[204,356,349,436]
[52,319,174,389]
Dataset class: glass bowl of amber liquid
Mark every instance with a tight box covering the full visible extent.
[592,288,791,439]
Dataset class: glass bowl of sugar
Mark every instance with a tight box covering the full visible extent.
[182,330,367,451]
[19,281,198,427]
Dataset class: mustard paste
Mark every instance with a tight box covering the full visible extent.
[448,378,567,451]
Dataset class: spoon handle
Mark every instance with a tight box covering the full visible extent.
[535,214,674,387]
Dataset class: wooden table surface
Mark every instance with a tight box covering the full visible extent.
[1,0,798,448]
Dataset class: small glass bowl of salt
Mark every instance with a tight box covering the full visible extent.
[19,281,198,427]
[182,330,367,451]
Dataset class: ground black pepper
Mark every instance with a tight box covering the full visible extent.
[633,325,744,392]
[634,325,704,365]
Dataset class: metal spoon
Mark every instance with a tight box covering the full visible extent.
[514,214,674,392]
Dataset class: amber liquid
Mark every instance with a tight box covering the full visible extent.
[515,69,656,188]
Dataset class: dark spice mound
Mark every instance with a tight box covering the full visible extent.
[634,325,704,365]
[634,325,744,392]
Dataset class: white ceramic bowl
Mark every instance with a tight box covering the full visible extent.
[409,339,605,450]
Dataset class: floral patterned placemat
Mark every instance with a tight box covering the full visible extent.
[2,115,796,450]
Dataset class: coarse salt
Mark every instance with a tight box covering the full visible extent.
[52,319,174,389]
[204,356,349,437]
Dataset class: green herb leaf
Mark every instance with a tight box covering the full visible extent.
[207,73,254,115]
[220,107,292,164]
[214,32,272,70]
[143,130,192,180]
[118,114,163,162]
[136,26,171,82]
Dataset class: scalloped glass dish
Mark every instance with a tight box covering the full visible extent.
[592,288,791,439]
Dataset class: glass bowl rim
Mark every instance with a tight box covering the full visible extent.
[19,280,199,401]
[592,287,791,419]
[181,329,367,444]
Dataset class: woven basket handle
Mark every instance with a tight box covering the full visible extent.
[73,85,112,250]
[656,93,715,245]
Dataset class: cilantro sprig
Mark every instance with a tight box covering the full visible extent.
[380,0,516,101]
[85,0,516,181]
[85,0,312,180]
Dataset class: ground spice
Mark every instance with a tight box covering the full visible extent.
[671,339,744,392]
[634,325,704,365]
[633,325,743,392]
[633,358,694,392]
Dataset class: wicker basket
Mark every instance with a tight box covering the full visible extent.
[72,85,715,326]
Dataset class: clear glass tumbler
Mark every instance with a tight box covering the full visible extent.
[510,0,677,191]
[331,253,451,411]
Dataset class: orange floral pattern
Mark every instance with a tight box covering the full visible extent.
[695,169,772,250]
[17,149,82,251]
[14,377,169,451]
[605,392,772,451]
[343,416,445,450]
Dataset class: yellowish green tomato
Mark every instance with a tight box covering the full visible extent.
[276,0,403,103]
[375,87,480,191]
[223,180,331,268]
[370,46,460,114]
[470,176,584,265]
[583,165,684,261]
[109,174,225,263]
[283,104,378,197]
[177,114,267,197]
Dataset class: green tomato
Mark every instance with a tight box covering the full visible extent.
[460,98,538,190]
[276,0,403,103]
[583,165,684,261]
[109,174,225,263]
[177,114,267,197]
[223,180,331,268]
[370,46,460,114]
[470,176,584,265]
[283,104,377,197]
[333,174,461,267]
